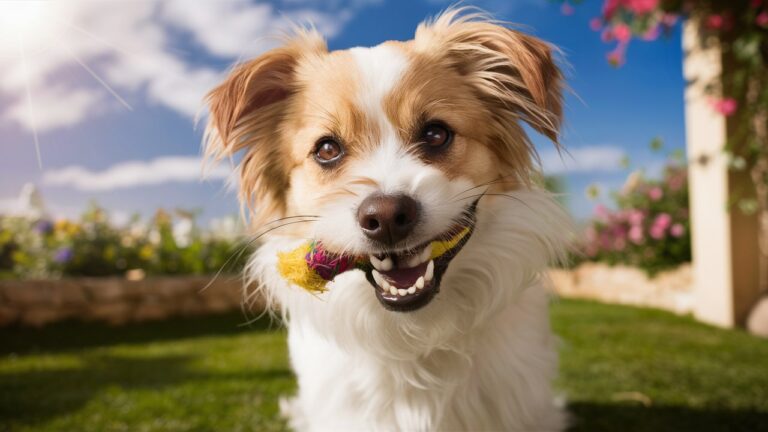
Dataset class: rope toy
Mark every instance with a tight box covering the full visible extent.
[276,227,471,293]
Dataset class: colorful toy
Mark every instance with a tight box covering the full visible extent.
[277,227,472,293]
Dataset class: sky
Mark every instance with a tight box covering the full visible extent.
[0,0,687,225]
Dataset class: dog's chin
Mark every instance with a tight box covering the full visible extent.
[362,200,479,312]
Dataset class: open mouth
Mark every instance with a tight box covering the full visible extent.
[363,200,478,312]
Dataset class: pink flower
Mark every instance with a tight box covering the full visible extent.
[607,46,626,67]
[627,0,659,15]
[654,213,672,229]
[628,209,644,226]
[712,98,738,116]
[642,25,660,41]
[614,237,627,251]
[613,23,632,43]
[757,12,768,27]
[706,14,724,30]
[649,224,665,240]
[670,223,685,238]
[561,3,575,16]
[667,172,685,191]
[661,14,679,27]
[590,18,603,31]
[601,28,614,42]
[629,225,644,244]
[648,186,663,201]
[603,0,622,19]
[595,204,610,220]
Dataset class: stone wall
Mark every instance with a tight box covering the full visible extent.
[549,263,693,315]
[0,263,694,328]
[0,276,251,327]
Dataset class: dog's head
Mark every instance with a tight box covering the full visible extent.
[205,10,563,315]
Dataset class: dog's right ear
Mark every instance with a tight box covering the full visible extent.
[204,30,326,157]
[203,30,326,225]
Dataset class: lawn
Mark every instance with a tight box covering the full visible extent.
[1,299,767,432]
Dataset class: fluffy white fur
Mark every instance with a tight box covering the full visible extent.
[207,10,572,431]
[248,189,571,431]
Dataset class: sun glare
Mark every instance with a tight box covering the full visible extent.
[0,1,56,47]
[0,0,132,169]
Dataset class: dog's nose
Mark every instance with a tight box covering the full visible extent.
[357,194,420,245]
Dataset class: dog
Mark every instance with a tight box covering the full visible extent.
[204,8,571,431]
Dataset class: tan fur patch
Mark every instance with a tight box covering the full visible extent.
[203,10,563,232]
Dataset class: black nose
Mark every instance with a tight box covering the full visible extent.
[357,194,420,245]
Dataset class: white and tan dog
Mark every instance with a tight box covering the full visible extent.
[204,9,571,431]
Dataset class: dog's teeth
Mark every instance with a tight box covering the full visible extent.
[380,257,393,271]
[407,285,416,294]
[415,276,424,289]
[372,270,385,287]
[370,255,383,271]
[389,286,398,296]
[420,245,432,263]
[425,260,434,282]
[398,288,407,296]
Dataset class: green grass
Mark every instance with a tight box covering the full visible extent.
[1,299,767,431]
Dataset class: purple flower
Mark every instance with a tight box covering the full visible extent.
[54,247,73,264]
[35,220,54,235]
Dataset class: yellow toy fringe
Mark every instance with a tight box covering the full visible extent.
[429,227,471,260]
[277,243,328,293]
[277,227,470,294]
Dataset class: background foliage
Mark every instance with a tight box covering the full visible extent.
[0,205,249,279]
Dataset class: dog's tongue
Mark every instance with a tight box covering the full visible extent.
[380,261,428,289]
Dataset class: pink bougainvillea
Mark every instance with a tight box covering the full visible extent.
[757,12,768,27]
[579,164,691,275]
[711,98,738,116]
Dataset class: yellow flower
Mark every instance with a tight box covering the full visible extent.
[139,244,154,260]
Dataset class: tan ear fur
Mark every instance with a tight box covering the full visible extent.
[203,29,327,226]
[415,8,564,144]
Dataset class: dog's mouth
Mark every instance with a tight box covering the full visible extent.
[363,200,478,312]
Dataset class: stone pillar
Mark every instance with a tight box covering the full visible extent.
[683,20,761,327]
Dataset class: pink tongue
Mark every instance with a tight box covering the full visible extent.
[380,261,428,289]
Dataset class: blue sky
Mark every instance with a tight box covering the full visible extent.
[0,0,686,224]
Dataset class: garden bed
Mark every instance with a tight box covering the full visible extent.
[0,276,251,327]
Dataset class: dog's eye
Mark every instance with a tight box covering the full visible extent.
[314,138,344,165]
[420,122,453,150]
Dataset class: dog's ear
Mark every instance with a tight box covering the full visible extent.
[204,30,327,225]
[415,9,563,143]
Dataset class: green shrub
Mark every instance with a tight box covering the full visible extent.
[0,204,250,279]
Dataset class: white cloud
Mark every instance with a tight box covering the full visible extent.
[541,145,626,175]
[5,85,104,131]
[0,0,371,133]
[42,156,231,191]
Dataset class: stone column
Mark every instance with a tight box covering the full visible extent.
[683,20,761,327]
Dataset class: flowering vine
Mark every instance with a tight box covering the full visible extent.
[561,0,768,292]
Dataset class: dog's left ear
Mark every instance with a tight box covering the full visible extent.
[415,9,563,143]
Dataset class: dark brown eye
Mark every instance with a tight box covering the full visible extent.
[314,139,343,165]
[420,122,453,149]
